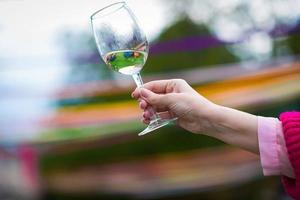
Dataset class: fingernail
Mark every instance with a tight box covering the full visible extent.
[141,89,149,98]
[143,110,150,118]
[141,101,146,109]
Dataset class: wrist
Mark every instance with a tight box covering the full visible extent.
[193,102,222,136]
[205,105,259,153]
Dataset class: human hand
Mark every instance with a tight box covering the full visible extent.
[131,79,217,134]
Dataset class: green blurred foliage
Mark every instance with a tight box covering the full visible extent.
[159,17,211,41]
[273,38,300,59]
[144,18,239,74]
[40,126,223,174]
[286,34,300,55]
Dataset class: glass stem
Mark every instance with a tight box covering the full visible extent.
[132,73,159,122]
[132,73,143,88]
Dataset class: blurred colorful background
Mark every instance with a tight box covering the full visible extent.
[1,0,300,199]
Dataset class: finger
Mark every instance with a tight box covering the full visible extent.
[131,88,142,99]
[143,110,151,119]
[139,100,170,113]
[142,80,173,94]
[143,110,172,120]
[132,79,187,98]
[141,89,175,110]
[141,117,150,124]
[144,106,169,113]
[139,99,147,109]
[157,111,173,120]
[132,80,170,99]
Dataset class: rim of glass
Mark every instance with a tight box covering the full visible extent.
[91,1,126,20]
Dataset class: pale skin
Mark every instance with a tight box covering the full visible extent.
[131,79,259,154]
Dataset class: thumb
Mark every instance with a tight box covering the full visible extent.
[140,88,172,107]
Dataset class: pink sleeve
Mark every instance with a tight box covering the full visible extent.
[258,116,295,178]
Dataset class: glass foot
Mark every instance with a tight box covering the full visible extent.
[138,118,177,136]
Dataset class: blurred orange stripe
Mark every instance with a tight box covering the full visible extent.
[44,63,300,128]
[54,61,300,100]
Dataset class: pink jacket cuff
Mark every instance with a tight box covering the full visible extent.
[258,116,295,178]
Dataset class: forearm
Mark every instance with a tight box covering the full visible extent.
[208,105,259,154]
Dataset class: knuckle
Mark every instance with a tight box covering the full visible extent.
[150,96,158,104]
[173,79,186,84]
[147,93,159,104]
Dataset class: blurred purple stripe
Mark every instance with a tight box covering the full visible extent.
[150,23,300,55]
[270,23,300,37]
[76,23,300,64]
[150,36,226,55]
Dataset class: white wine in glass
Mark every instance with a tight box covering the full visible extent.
[104,50,147,75]
[91,2,177,136]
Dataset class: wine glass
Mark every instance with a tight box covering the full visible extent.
[90,2,177,136]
